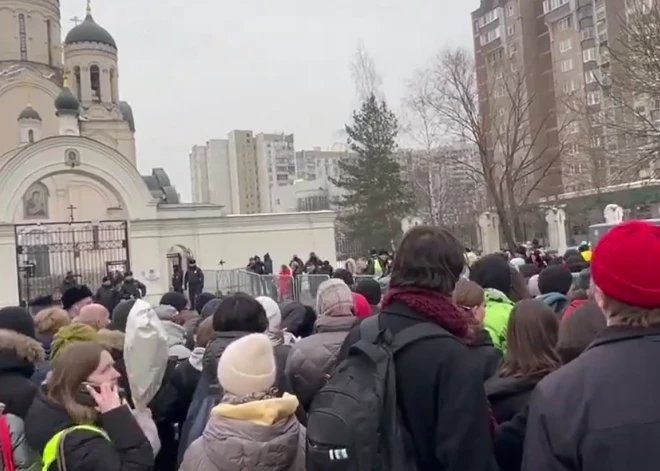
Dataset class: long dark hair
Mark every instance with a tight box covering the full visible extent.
[501,300,561,377]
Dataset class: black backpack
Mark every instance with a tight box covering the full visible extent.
[306,313,450,471]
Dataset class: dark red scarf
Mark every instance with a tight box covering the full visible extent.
[382,287,469,339]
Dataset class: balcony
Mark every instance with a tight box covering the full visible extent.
[544,0,575,22]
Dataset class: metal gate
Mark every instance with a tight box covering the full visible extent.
[15,221,130,305]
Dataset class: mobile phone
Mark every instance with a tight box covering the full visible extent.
[77,382,126,408]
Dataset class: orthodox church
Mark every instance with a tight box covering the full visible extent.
[0,0,335,306]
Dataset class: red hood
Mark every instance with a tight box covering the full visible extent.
[562,298,588,320]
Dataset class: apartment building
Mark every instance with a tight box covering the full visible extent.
[255,133,296,213]
[228,130,260,214]
[472,0,562,196]
[189,145,210,204]
[294,148,353,182]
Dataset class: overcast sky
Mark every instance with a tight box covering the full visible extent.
[60,0,479,200]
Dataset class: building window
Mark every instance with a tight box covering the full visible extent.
[558,16,571,31]
[479,9,498,27]
[585,69,599,83]
[73,66,82,99]
[480,28,501,45]
[563,80,577,93]
[570,122,580,134]
[581,27,595,40]
[46,19,52,66]
[559,38,572,52]
[587,91,602,105]
[28,129,34,143]
[507,4,515,16]
[507,24,515,36]
[560,58,574,72]
[18,14,27,61]
[90,65,101,102]
[583,48,597,62]
[494,86,506,98]
[109,69,116,103]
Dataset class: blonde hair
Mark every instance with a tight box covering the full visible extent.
[34,308,71,336]
[603,296,660,328]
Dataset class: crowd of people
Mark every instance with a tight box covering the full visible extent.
[0,220,657,471]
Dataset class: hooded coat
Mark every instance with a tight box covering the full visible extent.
[0,330,44,420]
[284,313,357,412]
[177,332,291,462]
[24,394,153,471]
[468,328,503,381]
[485,373,545,424]
[483,289,515,353]
[179,395,305,471]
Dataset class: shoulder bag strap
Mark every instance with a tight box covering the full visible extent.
[0,416,16,471]
[56,425,110,471]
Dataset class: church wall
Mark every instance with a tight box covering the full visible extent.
[13,173,124,224]
[0,3,61,67]
[129,211,337,304]
[0,82,59,156]
[80,120,136,165]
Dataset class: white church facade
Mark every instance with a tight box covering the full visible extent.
[0,0,336,306]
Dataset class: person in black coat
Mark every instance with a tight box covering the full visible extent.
[523,221,660,471]
[485,300,561,424]
[280,301,317,338]
[184,260,205,310]
[0,307,45,419]
[339,226,497,471]
[120,272,146,300]
[495,301,606,471]
[25,342,153,471]
[454,279,502,381]
[95,276,122,315]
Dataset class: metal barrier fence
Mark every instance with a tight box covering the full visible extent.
[200,269,329,306]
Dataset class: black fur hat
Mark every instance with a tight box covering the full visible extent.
[61,285,93,310]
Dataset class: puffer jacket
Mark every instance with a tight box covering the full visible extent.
[483,288,515,353]
[0,410,39,471]
[178,332,291,461]
[285,314,357,411]
[179,394,305,471]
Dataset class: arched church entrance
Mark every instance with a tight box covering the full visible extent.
[15,220,130,304]
[0,136,158,305]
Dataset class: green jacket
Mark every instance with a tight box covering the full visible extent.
[483,288,515,353]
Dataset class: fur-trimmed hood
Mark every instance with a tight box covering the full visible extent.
[0,329,44,366]
[96,328,125,352]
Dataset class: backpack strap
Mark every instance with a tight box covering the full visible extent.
[359,314,381,343]
[392,322,453,354]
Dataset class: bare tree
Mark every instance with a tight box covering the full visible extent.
[418,48,569,249]
[350,41,384,103]
[600,0,660,177]
[401,68,447,225]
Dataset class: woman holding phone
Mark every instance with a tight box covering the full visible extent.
[24,342,153,471]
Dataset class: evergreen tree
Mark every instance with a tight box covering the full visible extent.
[332,94,414,250]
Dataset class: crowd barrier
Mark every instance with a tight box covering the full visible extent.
[200,269,331,306]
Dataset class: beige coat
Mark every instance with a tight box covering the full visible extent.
[179,394,305,471]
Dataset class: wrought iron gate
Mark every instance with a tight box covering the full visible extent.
[15,221,130,305]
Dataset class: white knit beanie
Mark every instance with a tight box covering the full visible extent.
[256,296,282,331]
[217,333,276,397]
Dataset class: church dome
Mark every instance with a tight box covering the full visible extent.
[55,87,80,115]
[18,105,42,122]
[65,14,116,48]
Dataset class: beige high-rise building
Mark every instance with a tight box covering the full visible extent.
[255,133,295,213]
[227,130,260,214]
[472,0,562,197]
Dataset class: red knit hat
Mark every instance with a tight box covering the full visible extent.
[591,220,660,308]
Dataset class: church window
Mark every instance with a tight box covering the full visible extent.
[73,66,82,99]
[18,14,27,61]
[90,65,101,102]
[109,69,116,103]
[28,130,34,143]
[46,19,52,66]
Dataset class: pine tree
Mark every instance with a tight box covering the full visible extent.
[332,94,414,250]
